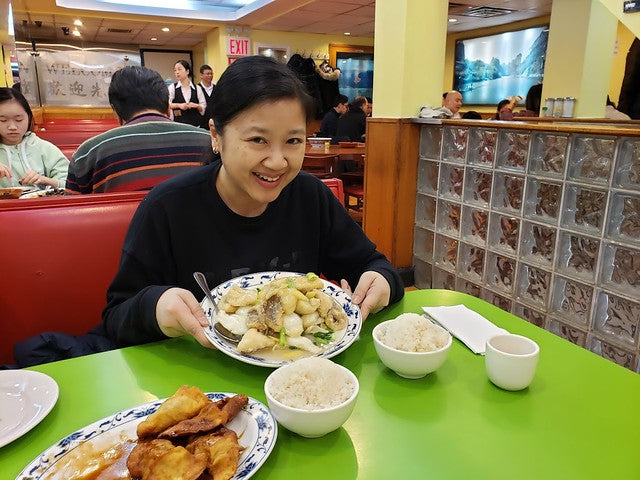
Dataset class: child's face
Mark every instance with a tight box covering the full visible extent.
[213,98,307,217]
[0,99,29,146]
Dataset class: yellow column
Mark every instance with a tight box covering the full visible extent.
[373,0,448,118]
[542,0,617,117]
[204,27,224,80]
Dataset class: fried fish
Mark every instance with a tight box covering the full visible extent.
[136,385,211,438]
[158,394,248,438]
[186,428,242,480]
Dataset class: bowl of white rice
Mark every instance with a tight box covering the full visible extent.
[264,357,359,438]
[373,313,452,379]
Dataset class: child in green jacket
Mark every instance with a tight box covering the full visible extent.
[0,87,69,189]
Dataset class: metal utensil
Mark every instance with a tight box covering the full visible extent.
[214,322,243,344]
[193,271,219,316]
[193,272,242,344]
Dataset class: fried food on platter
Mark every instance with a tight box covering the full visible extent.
[158,394,248,439]
[127,388,246,480]
[144,446,207,480]
[187,428,242,480]
[127,439,175,478]
[136,385,210,438]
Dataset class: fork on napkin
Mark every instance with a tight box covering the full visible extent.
[422,305,508,354]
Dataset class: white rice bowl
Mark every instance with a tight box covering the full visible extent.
[375,313,449,352]
[266,357,356,410]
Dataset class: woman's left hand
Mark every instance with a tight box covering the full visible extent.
[19,169,45,186]
[340,271,391,321]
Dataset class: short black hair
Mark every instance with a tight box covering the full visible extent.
[366,96,372,103]
[200,64,212,74]
[333,94,349,107]
[211,55,314,134]
[462,110,482,120]
[0,87,33,133]
[108,66,169,121]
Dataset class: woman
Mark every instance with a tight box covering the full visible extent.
[168,60,207,127]
[98,56,403,348]
[0,87,68,189]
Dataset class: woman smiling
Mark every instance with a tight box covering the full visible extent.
[97,56,404,349]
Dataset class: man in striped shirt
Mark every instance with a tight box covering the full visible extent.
[66,66,210,194]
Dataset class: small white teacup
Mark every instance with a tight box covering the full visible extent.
[485,334,539,391]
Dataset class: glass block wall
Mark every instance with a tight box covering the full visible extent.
[413,123,640,373]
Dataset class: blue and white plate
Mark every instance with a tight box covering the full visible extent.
[17,393,277,480]
[201,271,362,368]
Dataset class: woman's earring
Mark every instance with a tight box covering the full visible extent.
[213,147,219,154]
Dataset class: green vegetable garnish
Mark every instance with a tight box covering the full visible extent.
[287,278,295,288]
[306,272,319,281]
[313,331,334,345]
[279,328,287,347]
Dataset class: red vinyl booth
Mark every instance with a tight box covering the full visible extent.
[0,192,147,364]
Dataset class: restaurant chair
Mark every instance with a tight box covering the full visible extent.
[301,154,338,179]
[340,154,365,223]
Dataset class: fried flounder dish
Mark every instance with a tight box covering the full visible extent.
[127,386,248,480]
[216,273,349,355]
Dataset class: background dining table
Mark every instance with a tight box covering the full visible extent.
[2,289,639,479]
[305,143,365,157]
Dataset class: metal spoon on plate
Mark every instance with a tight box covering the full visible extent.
[193,272,243,344]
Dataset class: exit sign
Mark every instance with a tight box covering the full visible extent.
[227,37,250,57]
[624,1,640,13]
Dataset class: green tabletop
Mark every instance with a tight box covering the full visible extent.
[2,290,639,479]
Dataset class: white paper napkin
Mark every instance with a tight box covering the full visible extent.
[422,305,508,354]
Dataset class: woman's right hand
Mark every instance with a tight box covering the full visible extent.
[0,163,12,179]
[156,287,215,348]
[180,103,189,111]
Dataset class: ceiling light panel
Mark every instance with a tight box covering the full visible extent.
[55,0,274,21]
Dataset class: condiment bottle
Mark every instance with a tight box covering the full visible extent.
[544,98,555,117]
[552,98,564,118]
[562,97,575,117]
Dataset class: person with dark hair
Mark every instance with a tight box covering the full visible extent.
[198,64,216,129]
[66,66,210,193]
[501,84,542,119]
[462,110,482,120]
[317,94,348,138]
[495,98,516,120]
[168,60,206,127]
[334,95,368,142]
[96,55,403,349]
[0,87,68,189]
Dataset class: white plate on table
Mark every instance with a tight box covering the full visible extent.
[0,370,59,448]
[17,392,277,480]
[201,271,362,368]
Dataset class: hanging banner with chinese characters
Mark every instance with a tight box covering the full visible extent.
[35,49,140,106]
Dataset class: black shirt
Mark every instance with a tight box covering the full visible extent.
[97,162,404,346]
[318,109,340,138]
[335,106,367,142]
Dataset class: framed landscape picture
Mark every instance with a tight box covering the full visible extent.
[454,26,549,105]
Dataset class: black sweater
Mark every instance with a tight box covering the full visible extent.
[96,162,404,347]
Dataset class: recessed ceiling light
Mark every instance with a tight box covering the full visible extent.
[161,27,170,32]
[72,29,81,36]
[73,19,83,26]
[448,18,458,23]
[344,32,351,35]
[151,37,157,41]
